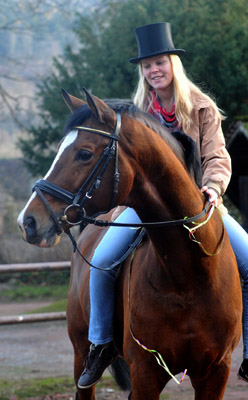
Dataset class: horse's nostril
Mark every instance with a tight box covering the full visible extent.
[24,216,37,236]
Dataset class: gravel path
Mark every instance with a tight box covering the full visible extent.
[0,302,247,399]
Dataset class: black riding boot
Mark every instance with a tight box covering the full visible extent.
[78,342,116,388]
[238,358,248,382]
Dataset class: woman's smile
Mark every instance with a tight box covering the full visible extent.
[141,54,173,90]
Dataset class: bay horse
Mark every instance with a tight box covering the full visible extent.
[17,89,242,400]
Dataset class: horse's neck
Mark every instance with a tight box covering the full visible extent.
[138,162,201,255]
[131,128,203,222]
[126,126,214,277]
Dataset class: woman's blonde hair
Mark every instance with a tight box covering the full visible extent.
[132,55,224,132]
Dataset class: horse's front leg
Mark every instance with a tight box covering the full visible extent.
[73,344,96,400]
[67,314,94,399]
[129,355,168,400]
[77,387,95,400]
[190,358,231,400]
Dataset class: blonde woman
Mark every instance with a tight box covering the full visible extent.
[78,22,248,388]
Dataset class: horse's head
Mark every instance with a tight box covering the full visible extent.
[17,89,127,248]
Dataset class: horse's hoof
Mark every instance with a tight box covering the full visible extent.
[128,390,132,400]
[75,391,79,400]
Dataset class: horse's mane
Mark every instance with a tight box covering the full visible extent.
[64,99,202,187]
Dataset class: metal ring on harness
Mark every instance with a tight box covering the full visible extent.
[61,204,86,226]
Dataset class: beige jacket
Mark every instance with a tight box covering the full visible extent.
[184,91,231,214]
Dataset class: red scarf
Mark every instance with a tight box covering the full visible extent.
[147,91,178,130]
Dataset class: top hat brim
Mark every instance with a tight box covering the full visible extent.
[129,48,185,64]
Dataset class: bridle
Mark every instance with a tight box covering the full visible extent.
[32,113,122,234]
[32,110,212,236]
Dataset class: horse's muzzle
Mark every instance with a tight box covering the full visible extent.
[18,214,60,247]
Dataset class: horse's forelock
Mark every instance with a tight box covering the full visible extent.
[64,104,92,134]
[64,99,134,134]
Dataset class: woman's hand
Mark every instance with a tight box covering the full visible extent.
[201,186,219,207]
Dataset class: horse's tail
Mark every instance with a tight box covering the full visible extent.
[109,356,132,391]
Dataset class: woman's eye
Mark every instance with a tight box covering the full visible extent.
[76,150,93,161]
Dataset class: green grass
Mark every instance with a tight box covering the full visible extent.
[28,298,67,313]
[0,285,68,315]
[0,284,69,302]
[0,376,75,400]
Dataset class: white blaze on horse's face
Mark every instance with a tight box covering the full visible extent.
[44,129,78,179]
[17,130,78,227]
[17,192,36,229]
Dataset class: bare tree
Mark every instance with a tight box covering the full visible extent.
[0,0,82,133]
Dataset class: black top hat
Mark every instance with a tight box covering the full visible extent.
[129,22,185,64]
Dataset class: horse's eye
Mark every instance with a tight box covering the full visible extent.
[76,150,93,161]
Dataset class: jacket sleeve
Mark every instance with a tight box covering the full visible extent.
[199,104,231,196]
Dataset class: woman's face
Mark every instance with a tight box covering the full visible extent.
[141,54,173,91]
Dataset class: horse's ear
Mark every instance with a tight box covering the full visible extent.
[83,88,115,124]
[61,88,86,112]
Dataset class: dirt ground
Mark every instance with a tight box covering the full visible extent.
[0,302,247,399]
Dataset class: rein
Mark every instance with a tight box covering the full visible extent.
[183,206,225,256]
[79,201,211,229]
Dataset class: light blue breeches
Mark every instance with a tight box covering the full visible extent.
[88,207,141,344]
